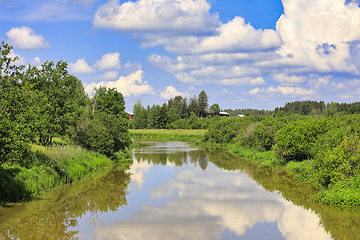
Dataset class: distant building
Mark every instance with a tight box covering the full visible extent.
[237,114,245,117]
[219,112,230,117]
[126,113,133,120]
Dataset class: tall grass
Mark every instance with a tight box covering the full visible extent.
[0,143,123,206]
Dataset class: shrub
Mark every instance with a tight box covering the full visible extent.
[250,117,287,151]
[311,135,360,188]
[275,118,333,162]
[72,113,131,157]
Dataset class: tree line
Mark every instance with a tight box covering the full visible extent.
[224,100,360,117]
[0,41,130,166]
[131,90,221,129]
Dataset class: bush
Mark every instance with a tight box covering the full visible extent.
[72,113,131,157]
[250,117,287,151]
[275,118,333,162]
[313,175,360,205]
[311,135,360,188]
[203,117,248,144]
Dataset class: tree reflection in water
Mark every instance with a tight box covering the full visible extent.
[0,166,131,240]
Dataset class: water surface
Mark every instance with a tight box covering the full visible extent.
[1,140,358,239]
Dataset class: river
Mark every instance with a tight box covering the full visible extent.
[0,140,359,239]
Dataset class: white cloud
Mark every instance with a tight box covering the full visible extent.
[220,77,265,86]
[30,57,41,67]
[69,58,95,74]
[124,61,142,73]
[160,86,188,99]
[308,76,330,90]
[6,26,49,50]
[330,82,346,90]
[249,87,265,95]
[94,52,121,71]
[174,65,261,86]
[266,86,316,96]
[85,70,155,97]
[96,70,118,80]
[93,0,219,34]
[272,73,307,86]
[275,0,360,74]
[141,16,281,55]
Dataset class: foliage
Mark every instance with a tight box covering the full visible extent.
[72,112,131,158]
[203,117,249,144]
[209,103,220,116]
[274,118,334,162]
[198,90,209,118]
[311,135,360,188]
[250,116,287,151]
[313,176,360,206]
[91,86,126,118]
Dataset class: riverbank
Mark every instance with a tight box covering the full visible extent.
[0,139,132,207]
[130,128,360,206]
[130,129,207,143]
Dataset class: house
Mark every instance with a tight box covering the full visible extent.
[237,114,245,117]
[126,113,133,120]
[219,112,230,117]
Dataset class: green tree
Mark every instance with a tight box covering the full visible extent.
[198,90,208,118]
[188,95,199,117]
[0,41,31,165]
[157,104,169,129]
[90,86,126,118]
[132,99,148,129]
[147,104,161,129]
[209,103,220,116]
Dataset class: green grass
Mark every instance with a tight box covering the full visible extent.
[130,129,207,143]
[0,141,132,207]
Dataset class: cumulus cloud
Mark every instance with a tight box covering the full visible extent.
[30,57,41,67]
[85,70,155,97]
[69,58,95,74]
[93,52,121,71]
[275,0,360,74]
[160,86,188,99]
[141,16,281,54]
[250,87,265,95]
[96,70,118,80]
[266,86,316,96]
[6,26,50,50]
[174,65,262,86]
[93,0,219,34]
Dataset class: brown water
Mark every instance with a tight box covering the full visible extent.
[1,140,359,240]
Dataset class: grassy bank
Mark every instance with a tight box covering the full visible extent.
[130,129,207,143]
[131,124,360,206]
[0,140,131,207]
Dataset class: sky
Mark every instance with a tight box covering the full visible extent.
[1,0,360,112]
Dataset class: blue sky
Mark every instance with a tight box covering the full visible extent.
[1,0,360,112]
